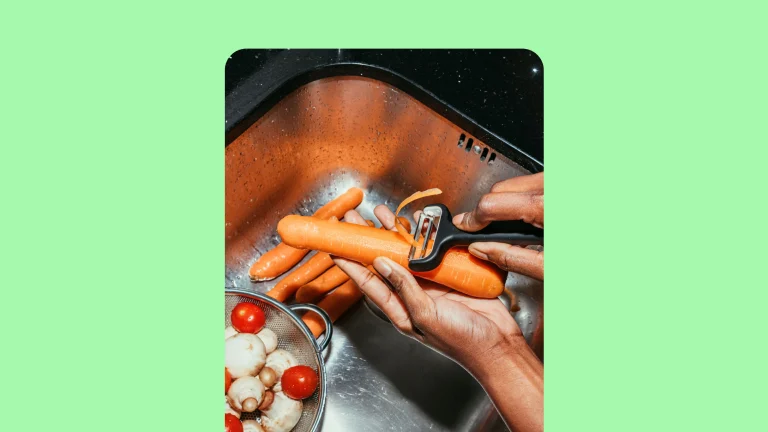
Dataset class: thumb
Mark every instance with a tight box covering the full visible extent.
[468,242,544,281]
[372,257,435,326]
[452,209,489,232]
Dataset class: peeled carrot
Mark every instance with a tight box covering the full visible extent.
[302,279,363,337]
[295,266,350,303]
[265,252,335,302]
[277,215,506,299]
[249,188,364,281]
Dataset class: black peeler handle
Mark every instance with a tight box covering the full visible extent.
[409,204,543,272]
[447,219,544,246]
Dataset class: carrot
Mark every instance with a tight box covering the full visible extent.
[295,266,350,303]
[277,215,506,299]
[295,224,389,304]
[302,279,363,337]
[365,220,375,227]
[249,188,364,281]
[265,252,335,302]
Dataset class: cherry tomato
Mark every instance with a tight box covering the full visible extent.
[225,368,232,393]
[281,365,319,400]
[225,413,242,432]
[231,302,265,333]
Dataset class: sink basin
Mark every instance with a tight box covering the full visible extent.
[226,74,543,431]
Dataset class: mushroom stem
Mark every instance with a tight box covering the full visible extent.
[242,397,259,412]
[227,376,266,413]
[259,390,275,410]
[258,367,277,388]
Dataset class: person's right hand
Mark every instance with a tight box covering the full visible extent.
[453,172,544,281]
[335,206,524,372]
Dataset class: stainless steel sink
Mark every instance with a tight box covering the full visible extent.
[225,75,543,431]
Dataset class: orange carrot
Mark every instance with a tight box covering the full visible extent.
[277,215,506,299]
[365,219,375,227]
[249,188,364,281]
[295,266,350,303]
[265,252,335,302]
[302,279,363,337]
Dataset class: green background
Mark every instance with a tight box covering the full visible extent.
[2,2,766,431]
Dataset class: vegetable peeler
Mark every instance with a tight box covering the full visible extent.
[407,203,544,272]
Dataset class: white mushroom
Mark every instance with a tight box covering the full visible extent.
[242,419,265,432]
[225,326,239,339]
[226,333,267,378]
[228,376,266,412]
[264,349,297,392]
[261,391,303,432]
[256,328,278,353]
[225,396,241,419]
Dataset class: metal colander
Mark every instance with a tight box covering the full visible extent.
[226,289,333,432]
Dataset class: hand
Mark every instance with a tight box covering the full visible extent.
[336,205,524,371]
[339,205,544,432]
[453,172,544,281]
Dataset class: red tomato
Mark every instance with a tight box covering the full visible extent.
[281,365,319,400]
[231,302,265,333]
[225,368,232,393]
[225,413,242,432]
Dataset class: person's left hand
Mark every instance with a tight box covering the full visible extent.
[336,206,525,371]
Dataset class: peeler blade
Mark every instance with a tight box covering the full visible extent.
[408,205,444,270]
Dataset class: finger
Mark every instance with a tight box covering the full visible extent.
[373,205,397,230]
[468,242,544,281]
[339,208,414,330]
[453,192,544,231]
[333,257,414,333]
[373,257,436,327]
[489,172,543,193]
[343,209,367,225]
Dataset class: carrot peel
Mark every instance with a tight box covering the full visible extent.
[394,188,442,246]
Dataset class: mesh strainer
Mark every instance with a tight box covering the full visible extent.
[226,289,333,432]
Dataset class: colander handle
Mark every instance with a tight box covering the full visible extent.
[289,303,333,352]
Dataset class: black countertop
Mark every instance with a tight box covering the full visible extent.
[225,49,543,164]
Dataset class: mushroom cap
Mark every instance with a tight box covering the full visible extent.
[226,333,267,378]
[264,349,298,378]
[242,420,265,432]
[261,391,303,432]
[227,376,266,411]
[256,328,278,354]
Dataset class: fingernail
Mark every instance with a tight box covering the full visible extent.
[452,214,464,226]
[373,257,393,278]
[468,244,489,260]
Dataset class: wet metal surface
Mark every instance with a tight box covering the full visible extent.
[225,76,543,431]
